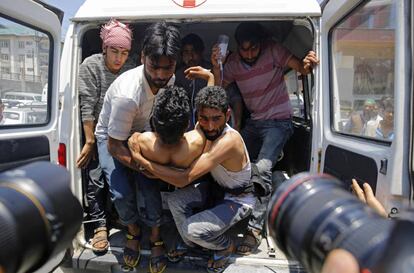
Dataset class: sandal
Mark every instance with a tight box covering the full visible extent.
[149,240,168,273]
[206,250,232,273]
[236,231,261,255]
[123,232,141,267]
[167,240,188,263]
[91,227,109,253]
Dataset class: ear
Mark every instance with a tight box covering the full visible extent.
[140,52,145,64]
[225,108,231,123]
[102,46,107,55]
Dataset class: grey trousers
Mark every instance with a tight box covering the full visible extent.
[167,181,252,251]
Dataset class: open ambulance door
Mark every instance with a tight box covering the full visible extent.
[0,0,65,271]
[312,0,412,215]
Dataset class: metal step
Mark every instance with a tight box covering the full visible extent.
[70,227,306,273]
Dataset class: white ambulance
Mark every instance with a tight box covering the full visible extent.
[0,0,412,272]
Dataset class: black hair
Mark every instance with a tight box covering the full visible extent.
[150,86,190,145]
[142,21,181,61]
[234,22,267,46]
[181,33,205,53]
[195,86,228,114]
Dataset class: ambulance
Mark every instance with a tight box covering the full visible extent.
[0,0,411,272]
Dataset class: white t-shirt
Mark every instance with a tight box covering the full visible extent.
[95,65,175,141]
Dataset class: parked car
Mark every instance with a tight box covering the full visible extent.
[2,91,43,107]
[2,108,47,125]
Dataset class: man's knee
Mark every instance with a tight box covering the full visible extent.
[182,221,210,243]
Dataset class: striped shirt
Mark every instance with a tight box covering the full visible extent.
[95,65,175,141]
[78,53,134,122]
[223,41,293,120]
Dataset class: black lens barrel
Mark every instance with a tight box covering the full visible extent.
[0,162,82,273]
[268,173,394,273]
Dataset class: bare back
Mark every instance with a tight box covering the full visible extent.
[136,129,206,168]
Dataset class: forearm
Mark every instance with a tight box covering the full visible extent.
[231,100,243,132]
[82,120,96,144]
[108,137,138,171]
[143,160,192,188]
[212,66,222,86]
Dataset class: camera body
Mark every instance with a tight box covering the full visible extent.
[267,173,414,273]
[0,162,82,273]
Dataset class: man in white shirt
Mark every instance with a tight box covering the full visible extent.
[95,21,181,271]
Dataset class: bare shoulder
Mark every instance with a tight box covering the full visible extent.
[217,129,242,147]
[136,132,156,149]
[184,129,206,147]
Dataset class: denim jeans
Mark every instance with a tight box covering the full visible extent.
[97,139,139,225]
[84,156,107,229]
[168,181,252,251]
[135,172,165,227]
[241,118,293,233]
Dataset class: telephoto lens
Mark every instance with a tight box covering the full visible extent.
[267,172,405,273]
[0,162,83,273]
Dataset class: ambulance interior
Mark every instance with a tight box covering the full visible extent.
[75,19,315,271]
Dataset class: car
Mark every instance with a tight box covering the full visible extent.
[2,91,43,108]
[2,108,47,125]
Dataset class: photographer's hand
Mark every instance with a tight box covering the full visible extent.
[321,249,359,273]
[352,179,388,218]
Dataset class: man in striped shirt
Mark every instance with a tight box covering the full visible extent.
[211,22,319,255]
[77,19,134,253]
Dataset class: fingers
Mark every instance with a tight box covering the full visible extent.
[363,183,388,218]
[351,179,366,203]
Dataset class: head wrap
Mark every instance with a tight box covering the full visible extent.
[100,19,132,50]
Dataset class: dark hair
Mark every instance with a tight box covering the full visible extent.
[142,21,181,61]
[150,86,190,145]
[235,22,267,45]
[195,86,228,114]
[181,33,205,53]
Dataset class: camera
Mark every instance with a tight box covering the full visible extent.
[267,172,414,273]
[0,162,83,273]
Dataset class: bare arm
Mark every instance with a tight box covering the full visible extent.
[231,100,243,132]
[108,136,139,171]
[76,120,96,168]
[287,51,319,75]
[137,135,236,187]
[184,66,215,86]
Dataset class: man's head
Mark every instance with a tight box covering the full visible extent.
[100,19,132,73]
[235,22,267,66]
[181,33,205,67]
[195,86,230,141]
[150,86,190,145]
[362,99,378,120]
[141,22,181,91]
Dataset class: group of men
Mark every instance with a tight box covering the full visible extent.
[77,18,318,273]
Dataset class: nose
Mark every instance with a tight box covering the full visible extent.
[247,49,253,59]
[207,121,215,131]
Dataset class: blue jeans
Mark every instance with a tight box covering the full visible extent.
[168,181,252,251]
[97,139,139,225]
[241,118,293,233]
[135,172,165,227]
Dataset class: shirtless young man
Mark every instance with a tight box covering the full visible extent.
[128,84,254,273]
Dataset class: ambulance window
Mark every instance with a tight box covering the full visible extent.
[330,0,396,142]
[0,16,50,127]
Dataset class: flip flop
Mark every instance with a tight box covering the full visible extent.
[167,241,188,263]
[91,227,109,253]
[123,232,141,267]
[149,240,168,273]
[206,251,232,273]
[236,232,261,255]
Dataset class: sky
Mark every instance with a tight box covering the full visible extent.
[43,0,86,40]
